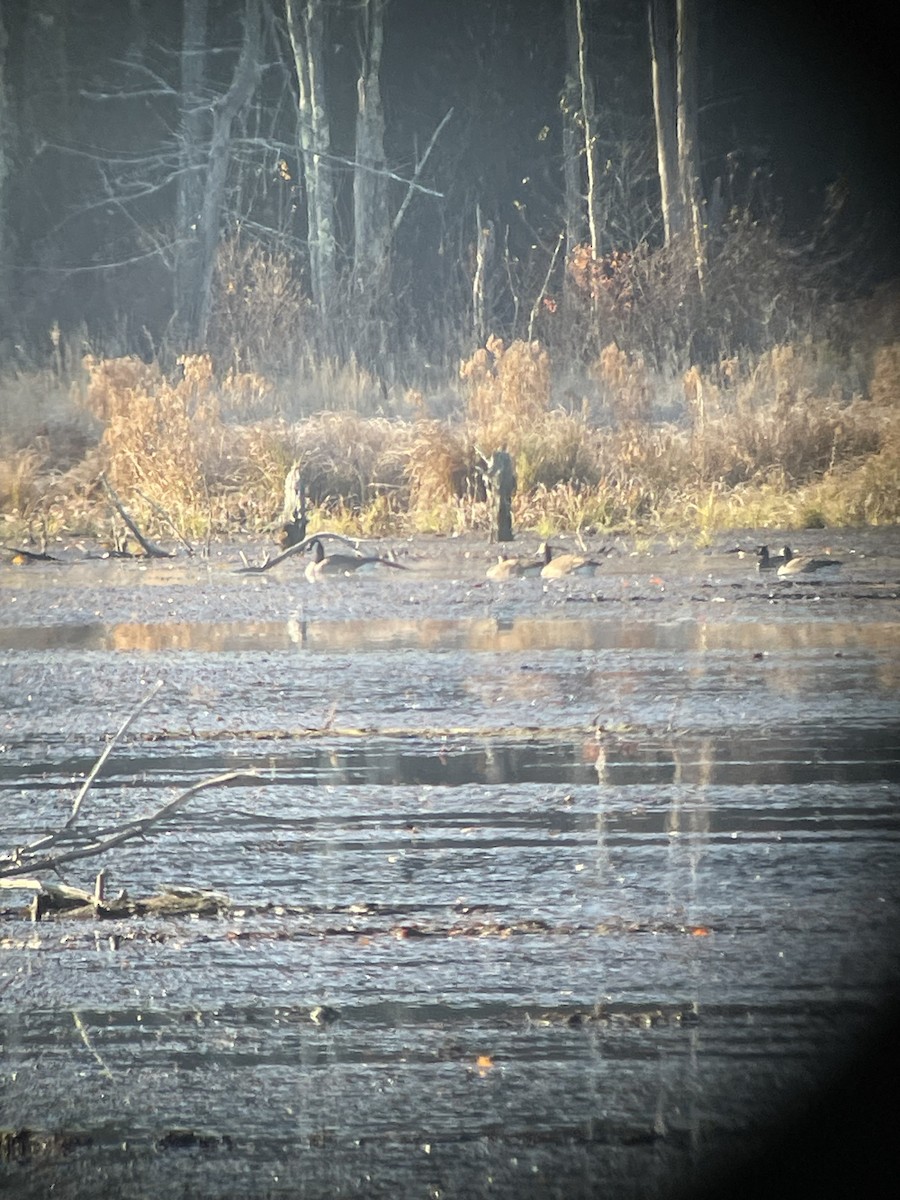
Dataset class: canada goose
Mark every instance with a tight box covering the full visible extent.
[776,551,843,578]
[539,542,605,579]
[756,544,793,571]
[305,538,407,581]
[278,513,307,549]
[485,552,544,580]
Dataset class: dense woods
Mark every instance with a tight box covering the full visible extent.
[0,0,897,542]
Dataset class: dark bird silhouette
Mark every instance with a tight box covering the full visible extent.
[278,513,308,549]
[756,544,793,571]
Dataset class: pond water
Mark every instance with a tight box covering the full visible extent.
[1,533,899,1198]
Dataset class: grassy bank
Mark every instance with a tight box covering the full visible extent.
[1,317,898,551]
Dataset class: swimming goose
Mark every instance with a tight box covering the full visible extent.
[539,542,605,579]
[305,538,408,581]
[776,551,843,578]
[756,544,793,571]
[486,552,545,580]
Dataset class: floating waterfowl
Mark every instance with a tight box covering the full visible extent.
[756,544,793,571]
[539,542,606,579]
[776,552,843,578]
[305,538,407,581]
[486,552,545,580]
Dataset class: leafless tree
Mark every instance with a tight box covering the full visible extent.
[572,0,600,259]
[648,0,683,241]
[353,0,389,287]
[676,0,705,283]
[285,0,338,335]
[173,0,264,349]
[0,7,10,332]
[561,1,588,257]
[649,0,705,280]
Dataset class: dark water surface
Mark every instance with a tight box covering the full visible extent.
[1,534,899,1198]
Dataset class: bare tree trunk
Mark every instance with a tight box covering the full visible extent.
[0,8,10,335]
[574,0,600,258]
[193,0,262,347]
[676,0,705,284]
[286,0,338,338]
[472,204,494,344]
[173,0,210,346]
[7,0,69,340]
[172,0,261,351]
[561,0,587,256]
[648,0,683,242]
[482,450,516,544]
[353,0,389,286]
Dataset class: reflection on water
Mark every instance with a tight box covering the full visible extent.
[1,615,899,655]
[3,727,896,794]
[1,564,899,1200]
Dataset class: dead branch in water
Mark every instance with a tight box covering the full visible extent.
[0,680,258,906]
[99,474,175,558]
[134,487,195,555]
[68,680,164,829]
[0,873,232,920]
[7,679,165,867]
[0,769,256,882]
[235,531,364,574]
[1,545,62,564]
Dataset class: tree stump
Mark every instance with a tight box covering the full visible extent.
[482,450,516,543]
[279,462,307,548]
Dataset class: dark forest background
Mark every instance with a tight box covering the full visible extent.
[2,0,897,377]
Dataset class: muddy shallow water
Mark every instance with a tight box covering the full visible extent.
[1,531,899,1198]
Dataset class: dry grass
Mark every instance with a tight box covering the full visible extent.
[0,446,48,520]
[2,300,898,547]
[208,235,310,380]
[0,365,103,536]
[281,410,411,509]
[591,344,652,426]
[461,335,551,449]
[83,354,226,536]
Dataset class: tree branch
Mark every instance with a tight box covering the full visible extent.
[1,771,257,880]
[392,107,453,234]
[99,474,175,558]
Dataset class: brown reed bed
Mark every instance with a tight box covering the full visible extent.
[1,326,897,550]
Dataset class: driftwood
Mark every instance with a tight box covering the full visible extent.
[235,531,369,575]
[99,474,174,558]
[1,545,62,564]
[0,1127,93,1162]
[0,681,256,918]
[0,876,231,921]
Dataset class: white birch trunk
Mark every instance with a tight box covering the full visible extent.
[353,0,389,286]
[286,0,338,329]
[676,0,706,284]
[648,0,684,243]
